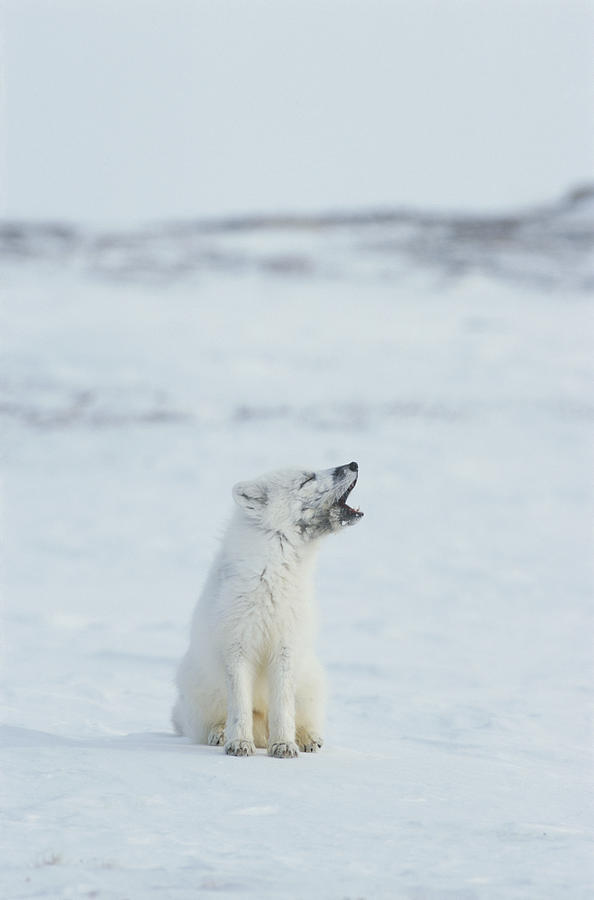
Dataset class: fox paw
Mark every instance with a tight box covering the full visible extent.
[268,741,299,758]
[224,739,255,757]
[207,726,225,746]
[296,731,323,753]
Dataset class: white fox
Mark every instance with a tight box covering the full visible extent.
[172,462,363,757]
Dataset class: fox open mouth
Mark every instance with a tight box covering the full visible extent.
[337,477,364,523]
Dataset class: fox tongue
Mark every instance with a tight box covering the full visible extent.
[339,497,364,519]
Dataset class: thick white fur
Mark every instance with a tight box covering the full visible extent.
[172,463,361,758]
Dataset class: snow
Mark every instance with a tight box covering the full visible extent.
[1,199,593,898]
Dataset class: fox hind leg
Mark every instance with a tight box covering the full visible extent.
[252,710,268,749]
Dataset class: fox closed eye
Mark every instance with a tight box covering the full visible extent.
[299,474,316,489]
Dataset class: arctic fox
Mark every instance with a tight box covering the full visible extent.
[172,462,363,758]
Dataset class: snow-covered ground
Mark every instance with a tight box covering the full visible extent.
[1,196,593,898]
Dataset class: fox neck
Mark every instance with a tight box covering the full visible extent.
[229,510,321,578]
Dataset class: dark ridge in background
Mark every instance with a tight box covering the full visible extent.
[1,186,593,291]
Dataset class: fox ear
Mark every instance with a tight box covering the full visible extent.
[232,480,268,512]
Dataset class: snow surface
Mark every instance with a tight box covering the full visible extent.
[1,203,593,898]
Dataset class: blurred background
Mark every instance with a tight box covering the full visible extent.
[2,2,593,897]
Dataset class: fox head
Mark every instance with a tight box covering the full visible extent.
[232,462,363,542]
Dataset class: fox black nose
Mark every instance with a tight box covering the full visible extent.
[334,461,358,479]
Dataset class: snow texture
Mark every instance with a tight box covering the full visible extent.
[1,192,593,898]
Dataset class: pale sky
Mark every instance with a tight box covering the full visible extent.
[2,0,593,224]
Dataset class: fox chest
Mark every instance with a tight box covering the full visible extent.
[222,572,310,652]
